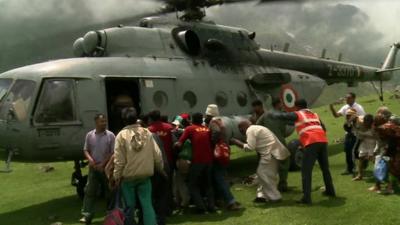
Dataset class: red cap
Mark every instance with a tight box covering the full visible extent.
[180,113,190,120]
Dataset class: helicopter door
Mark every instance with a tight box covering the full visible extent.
[75,78,107,130]
[104,78,140,134]
[139,78,177,119]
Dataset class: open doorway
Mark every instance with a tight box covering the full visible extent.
[105,78,140,134]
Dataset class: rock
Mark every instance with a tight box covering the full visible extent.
[47,215,57,221]
[40,165,55,173]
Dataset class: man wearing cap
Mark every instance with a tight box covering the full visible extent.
[205,104,241,211]
[330,92,365,175]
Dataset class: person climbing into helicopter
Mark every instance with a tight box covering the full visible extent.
[113,107,165,225]
[80,114,115,225]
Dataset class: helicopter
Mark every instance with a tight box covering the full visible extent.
[0,0,399,195]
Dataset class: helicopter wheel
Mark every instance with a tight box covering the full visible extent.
[287,139,303,171]
[71,160,87,200]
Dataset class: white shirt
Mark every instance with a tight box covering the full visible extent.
[243,125,290,163]
[337,102,366,117]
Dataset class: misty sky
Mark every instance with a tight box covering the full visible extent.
[0,0,399,70]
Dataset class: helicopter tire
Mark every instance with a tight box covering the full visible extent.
[71,160,88,200]
[287,139,303,171]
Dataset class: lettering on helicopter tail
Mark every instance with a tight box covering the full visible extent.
[280,84,298,112]
[327,64,358,78]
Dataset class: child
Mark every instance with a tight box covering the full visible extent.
[352,114,378,181]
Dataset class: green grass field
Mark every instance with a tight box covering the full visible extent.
[1,94,400,225]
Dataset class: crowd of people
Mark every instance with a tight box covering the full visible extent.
[330,92,400,194]
[77,92,400,225]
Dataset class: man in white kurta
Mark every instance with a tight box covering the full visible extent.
[232,120,290,202]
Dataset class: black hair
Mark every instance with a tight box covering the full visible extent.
[364,114,374,128]
[348,92,356,99]
[148,110,161,122]
[94,113,106,121]
[121,107,137,125]
[139,114,149,127]
[161,115,169,123]
[295,99,308,109]
[271,97,282,108]
[252,100,263,107]
[192,112,204,125]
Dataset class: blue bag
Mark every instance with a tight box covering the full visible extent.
[374,157,388,182]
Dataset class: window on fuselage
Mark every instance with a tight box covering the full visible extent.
[0,79,36,121]
[35,79,77,124]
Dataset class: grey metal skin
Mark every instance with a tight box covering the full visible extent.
[0,18,398,161]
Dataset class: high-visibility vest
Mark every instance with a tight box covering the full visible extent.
[295,109,328,147]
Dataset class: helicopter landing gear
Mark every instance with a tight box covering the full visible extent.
[0,148,14,173]
[71,160,88,200]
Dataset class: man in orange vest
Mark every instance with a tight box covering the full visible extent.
[270,99,335,204]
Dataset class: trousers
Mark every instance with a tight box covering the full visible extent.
[187,163,215,210]
[213,163,236,205]
[301,142,335,203]
[121,178,156,225]
[256,157,281,201]
[278,158,290,191]
[344,133,356,173]
[81,167,109,218]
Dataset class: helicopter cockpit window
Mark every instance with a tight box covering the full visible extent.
[0,79,36,122]
[35,80,76,124]
[0,79,12,102]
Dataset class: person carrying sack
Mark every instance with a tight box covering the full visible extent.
[205,104,242,211]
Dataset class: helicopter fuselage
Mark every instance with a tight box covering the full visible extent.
[0,19,397,161]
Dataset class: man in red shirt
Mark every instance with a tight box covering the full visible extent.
[148,110,175,165]
[148,110,175,217]
[175,112,215,214]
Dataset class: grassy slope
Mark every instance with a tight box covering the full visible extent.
[1,94,399,225]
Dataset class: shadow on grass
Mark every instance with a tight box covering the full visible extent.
[316,196,347,207]
[168,208,246,224]
[0,195,107,225]
[252,195,346,210]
